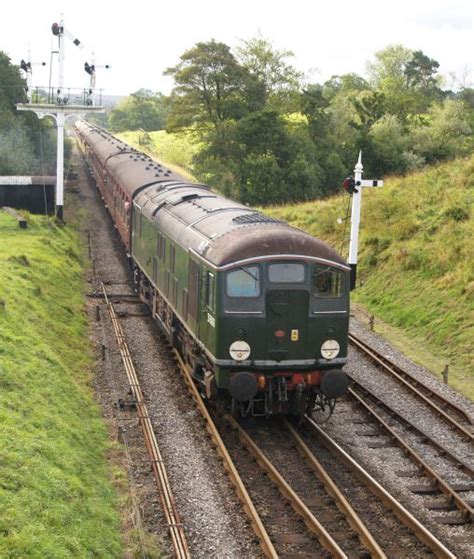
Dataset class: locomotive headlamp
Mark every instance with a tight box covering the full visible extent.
[229,340,251,361]
[321,339,340,360]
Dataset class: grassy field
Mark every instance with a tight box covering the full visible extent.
[117,129,199,181]
[0,212,123,557]
[265,155,474,399]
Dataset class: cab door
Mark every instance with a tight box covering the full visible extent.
[266,289,309,361]
[197,267,217,355]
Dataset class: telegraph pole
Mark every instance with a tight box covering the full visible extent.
[16,16,106,221]
[344,152,383,290]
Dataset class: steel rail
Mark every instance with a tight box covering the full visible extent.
[283,419,386,558]
[101,283,190,559]
[349,333,473,440]
[283,419,387,559]
[304,416,456,559]
[224,415,347,559]
[350,378,474,478]
[348,387,473,523]
[172,350,278,559]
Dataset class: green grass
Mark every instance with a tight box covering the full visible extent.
[0,212,123,557]
[264,155,474,400]
[117,129,199,180]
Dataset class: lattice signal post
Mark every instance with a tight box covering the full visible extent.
[16,17,106,220]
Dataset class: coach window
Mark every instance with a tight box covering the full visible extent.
[312,265,343,297]
[205,271,215,310]
[226,266,260,297]
[268,262,305,283]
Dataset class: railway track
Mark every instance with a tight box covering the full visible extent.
[222,414,381,558]
[347,385,473,524]
[174,348,456,558]
[350,378,473,478]
[348,333,473,441]
[99,284,464,558]
[300,417,457,558]
[101,284,191,559]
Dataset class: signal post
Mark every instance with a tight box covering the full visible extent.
[16,17,106,220]
[343,152,383,290]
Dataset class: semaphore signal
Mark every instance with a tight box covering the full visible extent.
[342,152,383,290]
[16,15,109,221]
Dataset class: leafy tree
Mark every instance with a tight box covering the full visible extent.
[323,73,369,100]
[301,85,330,147]
[405,51,440,90]
[367,44,416,120]
[0,51,27,119]
[404,50,444,111]
[0,52,58,175]
[109,90,168,132]
[412,100,473,162]
[164,40,246,135]
[0,119,38,174]
[236,36,302,112]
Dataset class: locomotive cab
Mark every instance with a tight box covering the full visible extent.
[204,257,350,418]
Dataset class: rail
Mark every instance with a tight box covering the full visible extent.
[224,414,347,558]
[101,283,190,559]
[349,333,473,440]
[172,350,278,559]
[347,387,473,523]
[350,378,473,477]
[303,416,456,559]
[282,419,386,558]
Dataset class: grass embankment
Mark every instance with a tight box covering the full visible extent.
[117,129,198,181]
[265,156,474,399]
[0,212,122,557]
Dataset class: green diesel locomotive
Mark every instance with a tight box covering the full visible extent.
[76,121,349,418]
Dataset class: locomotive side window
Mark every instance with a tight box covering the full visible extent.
[158,234,166,261]
[268,262,305,283]
[188,260,199,319]
[312,265,343,297]
[205,271,215,310]
[227,266,260,297]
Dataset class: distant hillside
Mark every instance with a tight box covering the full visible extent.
[265,156,474,398]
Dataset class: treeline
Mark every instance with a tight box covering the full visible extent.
[109,40,473,205]
[0,52,58,176]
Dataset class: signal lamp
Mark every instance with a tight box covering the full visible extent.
[342,177,359,194]
[51,22,62,36]
[274,329,285,339]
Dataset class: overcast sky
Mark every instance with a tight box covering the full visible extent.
[1,0,472,96]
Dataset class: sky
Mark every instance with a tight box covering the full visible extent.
[1,0,472,97]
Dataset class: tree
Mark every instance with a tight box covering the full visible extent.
[367,44,415,120]
[322,73,369,100]
[411,100,473,162]
[236,36,302,112]
[109,90,168,132]
[0,52,27,118]
[164,40,246,135]
[404,50,444,111]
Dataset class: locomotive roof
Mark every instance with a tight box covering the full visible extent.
[135,182,347,270]
[77,121,347,270]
